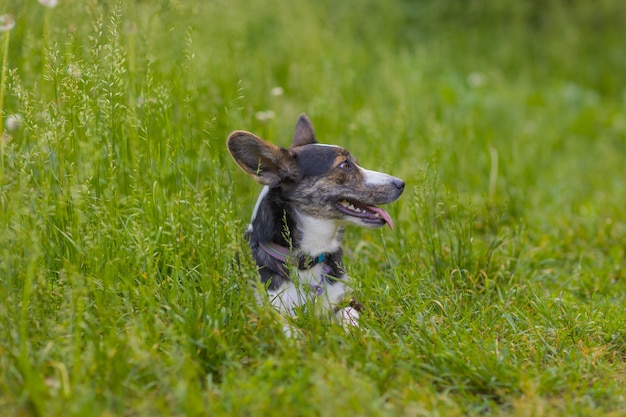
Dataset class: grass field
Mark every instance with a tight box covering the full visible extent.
[1,0,625,415]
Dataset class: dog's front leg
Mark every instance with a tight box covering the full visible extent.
[268,281,306,315]
[267,281,307,337]
[324,280,361,330]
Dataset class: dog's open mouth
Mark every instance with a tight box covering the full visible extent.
[336,199,394,229]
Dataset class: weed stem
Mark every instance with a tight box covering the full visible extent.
[488,146,499,203]
[0,30,10,184]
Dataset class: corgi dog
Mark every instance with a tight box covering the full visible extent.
[227,113,404,330]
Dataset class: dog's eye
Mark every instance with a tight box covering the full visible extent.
[338,160,351,170]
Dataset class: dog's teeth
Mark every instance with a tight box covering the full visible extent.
[339,200,366,213]
[374,213,380,218]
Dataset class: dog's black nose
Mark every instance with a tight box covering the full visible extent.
[393,178,405,190]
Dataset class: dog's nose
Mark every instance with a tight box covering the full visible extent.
[393,178,405,190]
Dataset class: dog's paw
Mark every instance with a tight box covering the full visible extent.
[349,297,364,311]
[337,306,360,330]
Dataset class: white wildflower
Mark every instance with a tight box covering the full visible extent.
[0,14,15,32]
[467,72,485,88]
[5,114,23,132]
[255,110,275,122]
[38,0,59,8]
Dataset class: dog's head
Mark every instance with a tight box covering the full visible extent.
[227,113,404,229]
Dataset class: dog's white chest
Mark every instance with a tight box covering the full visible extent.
[297,213,342,256]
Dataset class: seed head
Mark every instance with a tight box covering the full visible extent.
[67,63,82,78]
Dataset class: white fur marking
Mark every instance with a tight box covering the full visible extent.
[322,279,348,308]
[265,268,350,308]
[268,281,304,315]
[295,264,327,287]
[265,271,358,334]
[359,166,395,186]
[250,185,269,224]
[267,266,330,314]
[296,213,342,256]
[282,324,296,338]
[312,143,340,148]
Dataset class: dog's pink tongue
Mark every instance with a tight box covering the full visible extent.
[367,205,394,230]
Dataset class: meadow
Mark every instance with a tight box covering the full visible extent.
[1,0,625,415]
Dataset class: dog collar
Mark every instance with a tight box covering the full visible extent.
[259,241,332,296]
[258,241,327,270]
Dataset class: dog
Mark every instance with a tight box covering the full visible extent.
[227,113,404,330]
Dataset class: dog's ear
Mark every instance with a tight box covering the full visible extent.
[291,113,317,148]
[227,131,300,187]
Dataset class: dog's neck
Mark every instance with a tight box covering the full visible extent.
[247,192,346,289]
[248,187,343,257]
[294,211,343,257]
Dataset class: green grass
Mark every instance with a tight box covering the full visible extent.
[1,0,625,415]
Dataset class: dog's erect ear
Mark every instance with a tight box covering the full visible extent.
[227,131,300,187]
[291,113,317,148]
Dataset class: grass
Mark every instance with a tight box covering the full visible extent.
[0,0,625,415]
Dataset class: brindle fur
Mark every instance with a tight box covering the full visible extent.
[227,113,404,330]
